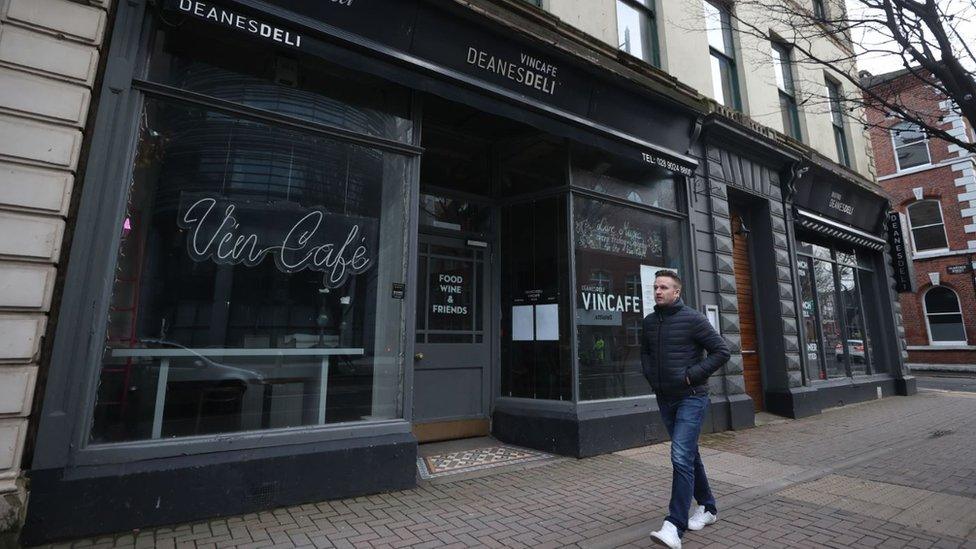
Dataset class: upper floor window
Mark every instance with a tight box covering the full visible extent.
[924,286,967,344]
[812,0,827,19]
[826,77,851,167]
[907,200,949,252]
[617,0,659,66]
[771,42,801,140]
[704,0,741,110]
[892,122,931,171]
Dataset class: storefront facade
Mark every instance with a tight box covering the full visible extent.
[22,0,703,542]
[786,164,917,414]
[689,119,916,426]
[20,0,912,543]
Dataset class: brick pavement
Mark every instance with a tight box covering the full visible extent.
[36,389,976,548]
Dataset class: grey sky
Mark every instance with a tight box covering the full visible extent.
[849,0,976,76]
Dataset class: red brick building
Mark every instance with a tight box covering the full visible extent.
[864,69,976,367]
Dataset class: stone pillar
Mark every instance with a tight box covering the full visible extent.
[769,202,804,390]
[0,0,111,539]
[703,148,755,430]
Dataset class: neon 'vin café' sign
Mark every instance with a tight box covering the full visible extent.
[178,195,376,289]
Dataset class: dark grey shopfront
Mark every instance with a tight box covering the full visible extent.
[22,0,704,542]
[21,0,912,543]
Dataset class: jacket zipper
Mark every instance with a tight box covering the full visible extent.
[657,313,664,392]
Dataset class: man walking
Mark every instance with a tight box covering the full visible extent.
[642,270,730,548]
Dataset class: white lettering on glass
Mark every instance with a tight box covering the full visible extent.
[431,273,467,315]
[641,151,693,176]
[465,46,559,96]
[177,0,304,48]
[178,196,372,289]
[581,291,642,314]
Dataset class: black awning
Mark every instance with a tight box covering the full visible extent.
[166,0,702,176]
[795,209,885,251]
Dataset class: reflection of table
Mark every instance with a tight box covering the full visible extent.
[111,348,365,438]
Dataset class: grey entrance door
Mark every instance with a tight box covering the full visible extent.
[413,234,491,442]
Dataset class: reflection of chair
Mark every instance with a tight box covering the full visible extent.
[193,382,246,435]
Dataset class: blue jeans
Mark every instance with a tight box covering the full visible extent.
[657,394,716,536]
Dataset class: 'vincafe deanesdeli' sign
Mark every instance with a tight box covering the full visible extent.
[177,194,378,288]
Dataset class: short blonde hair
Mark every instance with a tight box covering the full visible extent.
[654,269,682,289]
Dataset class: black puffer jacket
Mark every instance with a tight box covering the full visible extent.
[641,298,731,400]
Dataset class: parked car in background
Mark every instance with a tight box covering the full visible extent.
[836,339,865,363]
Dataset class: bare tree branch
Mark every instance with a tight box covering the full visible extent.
[687,0,976,154]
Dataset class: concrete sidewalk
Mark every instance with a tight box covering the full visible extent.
[34,389,976,548]
[908,363,976,374]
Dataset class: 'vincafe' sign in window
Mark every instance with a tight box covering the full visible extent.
[177,193,378,288]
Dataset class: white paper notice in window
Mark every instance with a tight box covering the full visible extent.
[535,304,559,341]
[512,305,534,341]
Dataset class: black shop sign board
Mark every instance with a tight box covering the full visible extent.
[163,0,697,177]
[886,211,915,293]
[795,177,886,234]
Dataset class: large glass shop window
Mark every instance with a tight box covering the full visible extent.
[571,145,680,210]
[796,238,880,380]
[90,25,410,444]
[146,19,412,143]
[500,198,572,400]
[573,196,685,400]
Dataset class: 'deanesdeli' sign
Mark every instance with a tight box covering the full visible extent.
[794,177,885,233]
[886,210,915,293]
[174,0,306,48]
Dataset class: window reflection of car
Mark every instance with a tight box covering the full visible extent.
[835,339,865,363]
[138,339,266,385]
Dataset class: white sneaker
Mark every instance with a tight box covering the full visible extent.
[687,505,718,531]
[649,520,682,548]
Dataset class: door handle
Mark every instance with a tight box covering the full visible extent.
[414,353,424,361]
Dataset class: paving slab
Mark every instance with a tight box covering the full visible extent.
[33,391,976,549]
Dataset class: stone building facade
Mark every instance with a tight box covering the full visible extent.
[0,0,110,540]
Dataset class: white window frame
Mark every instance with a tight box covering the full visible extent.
[923,286,968,345]
[906,199,949,253]
[890,122,932,172]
